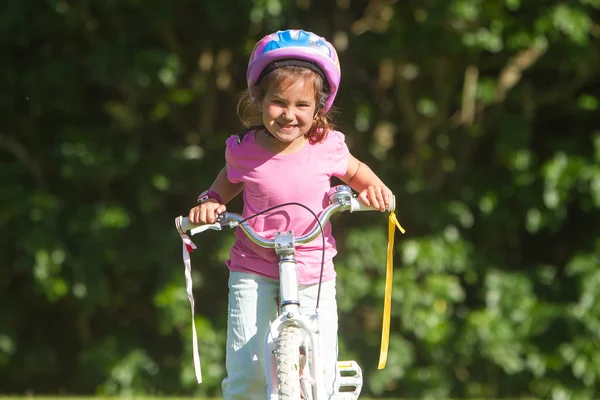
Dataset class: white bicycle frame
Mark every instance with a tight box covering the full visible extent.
[176,185,395,400]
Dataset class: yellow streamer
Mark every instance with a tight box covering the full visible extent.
[378,211,406,369]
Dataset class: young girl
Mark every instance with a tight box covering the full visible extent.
[188,29,392,400]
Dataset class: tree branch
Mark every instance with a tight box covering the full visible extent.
[351,0,399,35]
[451,42,548,127]
[460,65,479,126]
[0,133,47,188]
[494,44,547,103]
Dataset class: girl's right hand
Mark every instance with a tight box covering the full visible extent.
[188,200,227,225]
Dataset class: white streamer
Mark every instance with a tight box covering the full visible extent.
[179,230,202,384]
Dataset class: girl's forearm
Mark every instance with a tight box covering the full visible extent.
[342,156,387,192]
[210,165,244,204]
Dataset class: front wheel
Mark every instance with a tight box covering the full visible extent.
[275,325,309,400]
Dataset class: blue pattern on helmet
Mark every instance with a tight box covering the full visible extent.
[263,30,331,57]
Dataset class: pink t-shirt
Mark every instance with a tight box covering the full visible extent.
[225,129,350,284]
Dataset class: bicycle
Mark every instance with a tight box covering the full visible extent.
[175,184,404,400]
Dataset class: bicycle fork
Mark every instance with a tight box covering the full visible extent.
[264,230,328,400]
[263,230,363,400]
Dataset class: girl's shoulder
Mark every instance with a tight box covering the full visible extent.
[226,134,241,148]
[316,130,347,152]
[313,130,349,177]
[225,129,260,169]
[325,129,345,142]
[226,127,259,149]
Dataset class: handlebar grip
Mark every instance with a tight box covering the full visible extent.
[176,216,196,233]
[349,194,396,213]
[175,216,223,235]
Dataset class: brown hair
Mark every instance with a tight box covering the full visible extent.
[237,66,335,144]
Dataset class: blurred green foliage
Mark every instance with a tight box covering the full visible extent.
[1,0,599,399]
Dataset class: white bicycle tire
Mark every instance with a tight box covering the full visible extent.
[276,325,306,400]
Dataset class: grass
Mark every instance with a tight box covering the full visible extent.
[0,398,217,400]
[0,395,389,400]
[0,398,216,400]
[0,397,541,400]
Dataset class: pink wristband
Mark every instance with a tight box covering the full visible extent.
[197,190,223,204]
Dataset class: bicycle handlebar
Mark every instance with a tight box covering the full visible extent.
[175,185,395,249]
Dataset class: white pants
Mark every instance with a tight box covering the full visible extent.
[222,271,340,400]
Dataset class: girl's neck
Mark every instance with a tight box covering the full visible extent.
[254,129,308,154]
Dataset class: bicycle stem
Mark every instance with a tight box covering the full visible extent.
[273,231,301,309]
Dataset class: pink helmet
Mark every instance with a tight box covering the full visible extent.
[247,29,341,112]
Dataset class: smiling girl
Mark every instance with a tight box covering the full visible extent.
[188,29,392,399]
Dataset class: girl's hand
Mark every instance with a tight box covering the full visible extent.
[357,185,392,212]
[188,200,227,225]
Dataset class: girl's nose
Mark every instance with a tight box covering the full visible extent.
[281,108,294,120]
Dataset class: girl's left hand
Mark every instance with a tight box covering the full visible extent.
[358,185,392,212]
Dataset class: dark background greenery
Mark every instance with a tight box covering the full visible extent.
[2,0,599,398]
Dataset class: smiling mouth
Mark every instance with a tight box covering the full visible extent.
[278,123,297,129]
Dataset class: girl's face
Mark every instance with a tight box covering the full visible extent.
[261,77,317,148]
